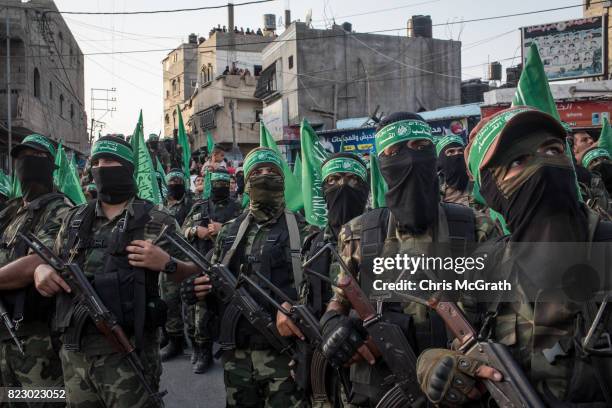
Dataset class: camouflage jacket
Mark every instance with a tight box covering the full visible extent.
[0,192,72,338]
[580,174,611,221]
[164,193,193,226]
[211,208,316,304]
[53,198,182,354]
[182,197,241,254]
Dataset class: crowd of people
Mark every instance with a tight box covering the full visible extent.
[0,105,611,408]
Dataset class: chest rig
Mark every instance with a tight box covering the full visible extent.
[0,193,65,326]
[217,210,302,350]
[55,199,161,350]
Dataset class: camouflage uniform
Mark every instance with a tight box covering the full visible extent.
[160,195,193,338]
[579,174,611,220]
[211,209,313,408]
[0,193,71,406]
[440,182,471,207]
[331,204,498,406]
[182,197,241,346]
[52,198,181,408]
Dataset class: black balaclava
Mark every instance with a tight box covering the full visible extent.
[438,143,469,191]
[377,112,439,235]
[149,141,159,151]
[16,155,54,201]
[92,166,136,204]
[167,183,186,200]
[211,181,230,202]
[480,129,587,243]
[236,172,245,195]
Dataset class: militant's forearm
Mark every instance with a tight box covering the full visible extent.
[0,254,45,290]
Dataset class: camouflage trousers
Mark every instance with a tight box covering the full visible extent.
[159,273,183,336]
[184,300,216,344]
[59,340,162,408]
[0,334,64,408]
[222,348,309,408]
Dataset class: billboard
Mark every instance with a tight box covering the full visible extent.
[429,118,469,142]
[318,128,376,154]
[521,16,606,81]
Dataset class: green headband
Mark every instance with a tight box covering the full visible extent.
[375,119,433,156]
[0,181,9,197]
[166,171,185,182]
[91,139,134,164]
[22,134,56,157]
[467,107,532,186]
[243,148,283,178]
[582,147,611,169]
[86,184,97,191]
[435,135,465,157]
[210,172,231,182]
[321,157,367,182]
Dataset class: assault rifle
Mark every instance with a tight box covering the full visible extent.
[17,232,166,408]
[0,298,24,355]
[237,269,351,401]
[308,242,546,408]
[305,243,426,408]
[161,229,295,357]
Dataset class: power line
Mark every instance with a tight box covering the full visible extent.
[54,0,595,57]
[432,1,606,26]
[45,0,275,15]
[311,0,440,24]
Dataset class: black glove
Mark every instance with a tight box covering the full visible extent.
[320,311,367,368]
[180,273,201,305]
[416,348,483,407]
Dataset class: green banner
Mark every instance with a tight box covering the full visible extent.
[369,154,387,209]
[260,122,303,211]
[300,119,330,227]
[176,105,191,182]
[54,142,86,205]
[130,111,162,204]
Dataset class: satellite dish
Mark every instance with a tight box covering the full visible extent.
[305,9,312,27]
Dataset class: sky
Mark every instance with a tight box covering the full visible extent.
[52,0,587,137]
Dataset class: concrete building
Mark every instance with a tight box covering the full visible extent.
[256,22,461,153]
[162,34,199,138]
[189,29,273,153]
[584,1,612,80]
[0,0,87,171]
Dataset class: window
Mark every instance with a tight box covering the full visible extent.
[190,79,197,88]
[172,111,177,128]
[70,104,74,121]
[255,109,262,122]
[58,32,64,54]
[254,65,262,76]
[288,55,293,69]
[165,114,170,124]
[49,81,53,100]
[33,68,40,98]
[172,79,177,94]
[59,94,64,117]
[173,53,177,63]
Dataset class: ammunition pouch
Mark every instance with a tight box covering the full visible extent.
[291,340,313,392]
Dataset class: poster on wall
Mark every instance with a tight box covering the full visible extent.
[521,16,606,81]
[429,118,469,142]
[318,128,376,154]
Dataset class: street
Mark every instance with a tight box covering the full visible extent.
[160,347,226,408]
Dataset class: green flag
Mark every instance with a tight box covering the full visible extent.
[511,43,560,120]
[369,154,387,208]
[207,131,215,155]
[176,105,191,181]
[300,119,330,227]
[293,155,302,189]
[54,143,86,205]
[599,117,612,154]
[155,157,168,199]
[259,122,303,211]
[0,170,10,198]
[130,111,162,204]
[202,169,212,199]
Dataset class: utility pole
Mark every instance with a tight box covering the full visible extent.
[5,11,11,175]
[229,99,237,154]
[89,88,116,143]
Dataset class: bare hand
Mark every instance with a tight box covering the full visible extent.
[207,222,222,237]
[193,274,212,300]
[196,226,210,240]
[276,302,305,340]
[34,264,71,297]
[126,240,170,271]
